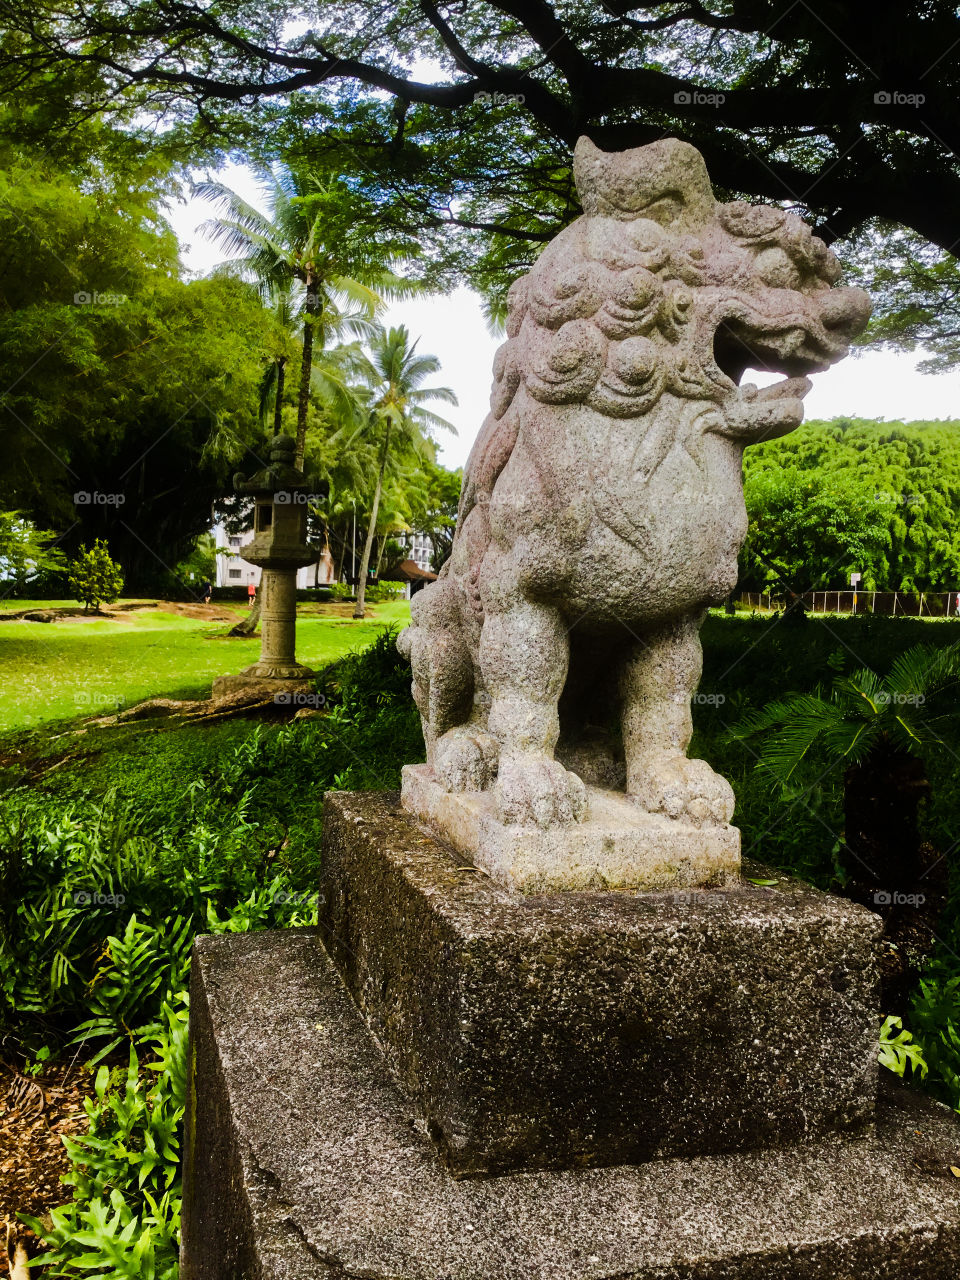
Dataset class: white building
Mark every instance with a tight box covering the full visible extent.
[398,531,435,573]
[212,523,335,590]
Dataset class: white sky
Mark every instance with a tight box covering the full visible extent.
[166,161,960,472]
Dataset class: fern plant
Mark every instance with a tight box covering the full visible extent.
[732,641,960,890]
[22,996,189,1279]
[70,915,194,1062]
[878,1015,929,1079]
[732,640,960,1012]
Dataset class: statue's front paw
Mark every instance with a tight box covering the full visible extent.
[631,756,734,827]
[494,755,587,828]
[434,727,499,793]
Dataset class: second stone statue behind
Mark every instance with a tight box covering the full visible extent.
[398,134,870,894]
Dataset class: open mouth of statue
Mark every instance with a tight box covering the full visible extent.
[710,312,844,394]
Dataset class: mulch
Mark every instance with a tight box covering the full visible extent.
[0,1054,99,1272]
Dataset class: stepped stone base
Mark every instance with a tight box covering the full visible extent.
[401,762,740,892]
[180,927,960,1280]
[319,791,880,1175]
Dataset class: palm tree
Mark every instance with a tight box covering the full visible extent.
[733,642,960,1007]
[349,326,457,618]
[258,284,299,436]
[194,167,413,467]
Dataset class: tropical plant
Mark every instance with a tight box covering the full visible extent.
[68,540,124,611]
[257,283,300,436]
[22,999,188,1279]
[348,326,456,618]
[733,643,960,885]
[732,642,960,1009]
[878,1015,929,1080]
[194,166,415,467]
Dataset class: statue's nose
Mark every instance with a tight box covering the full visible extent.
[819,286,872,337]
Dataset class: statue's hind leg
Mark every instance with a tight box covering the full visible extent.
[620,613,734,826]
[400,578,499,792]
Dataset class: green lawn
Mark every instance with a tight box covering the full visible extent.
[0,599,411,731]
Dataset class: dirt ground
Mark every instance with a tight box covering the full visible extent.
[152,600,242,623]
[0,1055,99,1271]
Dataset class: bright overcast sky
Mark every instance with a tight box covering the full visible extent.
[166,160,960,472]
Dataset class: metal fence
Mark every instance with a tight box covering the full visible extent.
[738,590,960,617]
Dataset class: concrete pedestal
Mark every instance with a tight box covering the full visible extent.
[180,927,960,1280]
[401,762,740,892]
[319,792,880,1176]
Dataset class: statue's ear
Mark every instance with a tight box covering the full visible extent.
[574,137,715,232]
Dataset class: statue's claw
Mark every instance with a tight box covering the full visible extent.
[630,756,734,827]
[494,755,587,828]
[434,727,499,793]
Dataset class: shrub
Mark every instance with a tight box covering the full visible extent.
[68,539,124,611]
[365,581,405,602]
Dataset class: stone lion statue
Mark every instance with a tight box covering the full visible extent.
[399,136,870,836]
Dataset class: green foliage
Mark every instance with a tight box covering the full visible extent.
[742,466,888,594]
[742,419,960,593]
[1,625,421,1273]
[348,324,456,616]
[909,966,960,1108]
[0,511,67,589]
[22,998,188,1279]
[67,539,124,611]
[878,1016,929,1080]
[0,146,282,591]
[194,165,420,465]
[174,533,218,588]
[365,581,405,602]
[405,462,461,572]
[731,642,960,783]
[5,0,959,355]
[10,614,960,1279]
[847,224,960,373]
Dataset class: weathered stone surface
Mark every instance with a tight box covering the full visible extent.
[318,792,881,1176]
[397,136,871,892]
[231,434,319,682]
[402,761,739,892]
[180,925,960,1280]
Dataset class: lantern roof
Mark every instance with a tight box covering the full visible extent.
[234,435,307,496]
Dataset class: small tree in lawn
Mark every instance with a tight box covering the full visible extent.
[68,540,124,612]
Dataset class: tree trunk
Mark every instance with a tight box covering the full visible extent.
[228,590,261,636]
[295,275,319,469]
[273,358,286,436]
[353,423,391,619]
[843,747,929,892]
[335,528,346,583]
[841,745,945,1011]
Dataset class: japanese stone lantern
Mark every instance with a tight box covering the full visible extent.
[233,435,318,683]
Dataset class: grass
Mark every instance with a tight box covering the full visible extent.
[0,599,411,731]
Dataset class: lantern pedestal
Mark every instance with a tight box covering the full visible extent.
[237,566,315,681]
[214,435,320,701]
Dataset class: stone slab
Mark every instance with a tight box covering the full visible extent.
[180,926,960,1280]
[318,792,881,1176]
[401,763,741,893]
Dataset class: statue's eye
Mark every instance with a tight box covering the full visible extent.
[753,247,802,290]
